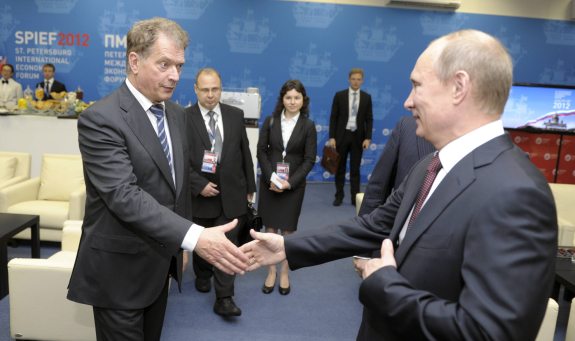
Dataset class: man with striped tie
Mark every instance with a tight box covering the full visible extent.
[67,18,249,341]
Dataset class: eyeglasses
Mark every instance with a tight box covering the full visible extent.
[197,87,221,95]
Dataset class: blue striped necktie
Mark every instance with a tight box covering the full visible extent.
[150,104,173,174]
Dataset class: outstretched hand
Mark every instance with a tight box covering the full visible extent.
[195,219,249,275]
[239,229,286,271]
[362,239,397,279]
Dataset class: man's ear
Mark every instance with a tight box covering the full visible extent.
[452,70,470,105]
[128,52,139,75]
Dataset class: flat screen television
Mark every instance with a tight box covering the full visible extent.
[502,83,575,131]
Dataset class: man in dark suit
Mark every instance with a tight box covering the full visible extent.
[36,63,67,100]
[353,115,434,269]
[328,68,373,206]
[242,29,557,340]
[358,115,435,216]
[185,67,256,317]
[67,18,249,341]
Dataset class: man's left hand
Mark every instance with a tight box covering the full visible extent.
[362,139,371,149]
[362,239,397,279]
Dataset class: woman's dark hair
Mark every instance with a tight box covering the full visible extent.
[272,79,310,117]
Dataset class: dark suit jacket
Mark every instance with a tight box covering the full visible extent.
[257,114,317,189]
[67,82,191,310]
[186,103,256,219]
[36,79,67,99]
[329,89,373,143]
[359,116,435,215]
[285,134,557,340]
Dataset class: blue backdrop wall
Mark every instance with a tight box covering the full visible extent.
[1,0,574,183]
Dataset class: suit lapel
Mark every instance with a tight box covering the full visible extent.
[285,116,306,152]
[342,91,350,117]
[393,135,513,266]
[190,105,212,150]
[220,107,233,163]
[119,84,175,192]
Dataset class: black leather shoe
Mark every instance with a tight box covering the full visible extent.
[262,284,274,294]
[213,297,242,317]
[279,286,291,295]
[332,198,342,206]
[195,277,211,293]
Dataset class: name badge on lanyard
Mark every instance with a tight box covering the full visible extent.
[276,150,289,180]
[201,151,218,173]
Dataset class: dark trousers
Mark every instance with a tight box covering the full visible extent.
[192,215,244,298]
[93,277,169,341]
[335,129,363,201]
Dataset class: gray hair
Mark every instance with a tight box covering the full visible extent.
[125,17,189,74]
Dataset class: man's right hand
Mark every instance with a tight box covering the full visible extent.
[195,219,249,275]
[327,138,336,149]
[240,229,286,271]
[200,182,219,197]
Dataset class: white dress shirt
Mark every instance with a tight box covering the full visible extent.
[198,103,225,145]
[346,87,360,131]
[398,120,505,244]
[125,79,204,252]
[0,78,23,108]
[281,110,300,152]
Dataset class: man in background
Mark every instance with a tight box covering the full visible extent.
[36,63,67,100]
[242,29,557,340]
[186,67,256,317]
[328,68,373,206]
[0,63,23,108]
[68,18,249,340]
[358,115,434,215]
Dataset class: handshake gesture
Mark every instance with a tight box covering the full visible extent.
[195,220,285,275]
[199,221,396,278]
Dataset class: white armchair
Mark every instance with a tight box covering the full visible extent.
[0,151,31,190]
[0,153,85,242]
[8,220,96,341]
[355,193,364,216]
[549,183,575,246]
[535,298,559,341]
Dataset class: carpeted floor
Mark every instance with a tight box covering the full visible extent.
[0,183,570,340]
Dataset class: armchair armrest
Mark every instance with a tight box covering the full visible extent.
[0,177,40,212]
[61,221,83,252]
[69,186,86,220]
[0,175,30,190]
[8,255,95,341]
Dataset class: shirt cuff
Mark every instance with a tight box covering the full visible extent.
[181,223,205,251]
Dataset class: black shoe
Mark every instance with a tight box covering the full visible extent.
[279,286,291,295]
[195,277,211,293]
[332,198,342,206]
[213,297,242,317]
[262,284,274,294]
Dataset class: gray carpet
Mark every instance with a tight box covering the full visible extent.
[0,183,569,340]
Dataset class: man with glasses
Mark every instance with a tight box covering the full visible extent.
[185,67,256,317]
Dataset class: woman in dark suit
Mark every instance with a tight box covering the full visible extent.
[257,79,317,295]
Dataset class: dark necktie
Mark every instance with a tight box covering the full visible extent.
[208,111,223,161]
[149,104,173,174]
[44,81,50,95]
[1,80,8,84]
[407,152,442,228]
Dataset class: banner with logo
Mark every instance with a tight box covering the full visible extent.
[1,0,574,183]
